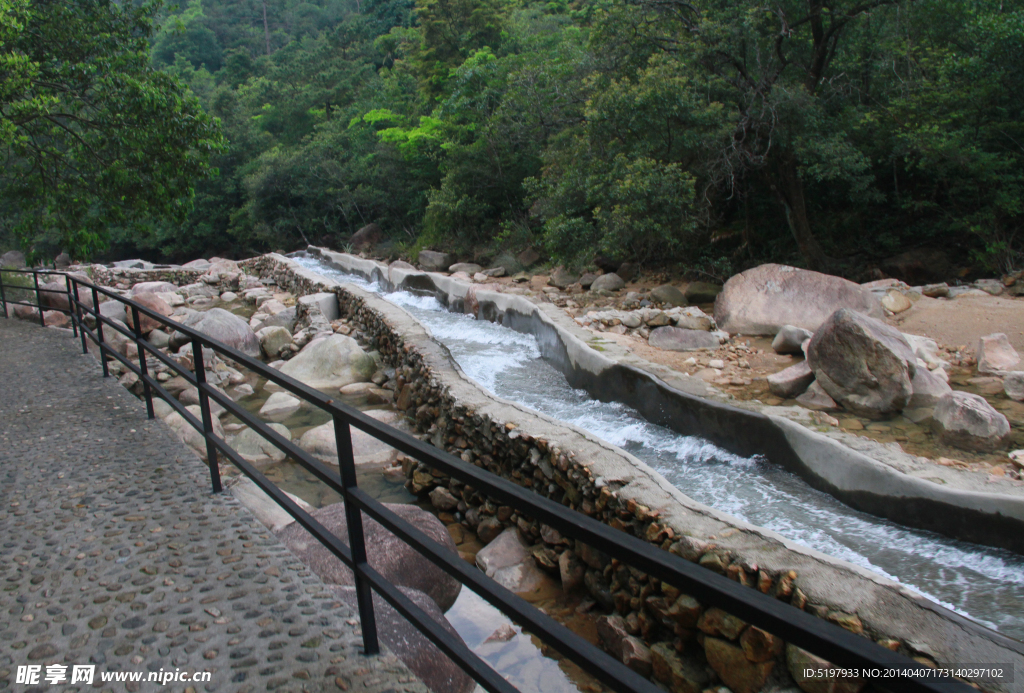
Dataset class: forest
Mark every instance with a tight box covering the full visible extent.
[1,0,1022,280]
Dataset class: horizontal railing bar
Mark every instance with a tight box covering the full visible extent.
[57,273,976,692]
[349,487,663,693]
[198,383,346,495]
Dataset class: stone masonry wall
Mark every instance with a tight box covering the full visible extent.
[244,255,982,693]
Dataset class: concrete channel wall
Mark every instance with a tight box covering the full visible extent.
[244,250,1023,693]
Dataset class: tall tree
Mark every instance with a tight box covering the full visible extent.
[0,0,225,259]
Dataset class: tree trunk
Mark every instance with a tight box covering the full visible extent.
[773,155,829,271]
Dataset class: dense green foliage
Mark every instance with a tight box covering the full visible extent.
[4,0,1023,277]
[0,0,225,261]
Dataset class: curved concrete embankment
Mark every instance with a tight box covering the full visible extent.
[254,249,1024,690]
[309,247,1024,556]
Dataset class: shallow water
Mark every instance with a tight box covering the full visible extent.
[293,256,1024,641]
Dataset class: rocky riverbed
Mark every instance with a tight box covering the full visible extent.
[7,251,1024,693]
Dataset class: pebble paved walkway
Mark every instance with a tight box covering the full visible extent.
[0,318,427,693]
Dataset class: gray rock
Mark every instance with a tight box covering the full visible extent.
[932,391,1010,451]
[591,273,625,292]
[903,333,944,369]
[620,312,642,329]
[516,247,541,268]
[179,308,260,358]
[795,380,839,411]
[163,405,225,461]
[130,281,177,296]
[1,250,26,267]
[448,262,482,274]
[232,423,291,467]
[549,266,579,288]
[350,222,381,249]
[577,272,597,288]
[475,528,553,594]
[112,258,152,270]
[807,309,916,418]
[97,300,127,326]
[715,264,882,335]
[1004,372,1024,402]
[126,292,173,335]
[418,250,453,272]
[266,334,375,393]
[54,252,70,268]
[256,325,293,358]
[648,326,720,351]
[975,279,1004,296]
[259,391,301,421]
[298,409,408,466]
[767,361,814,398]
[650,285,686,306]
[772,325,814,354]
[481,266,505,277]
[181,258,211,270]
[277,502,462,610]
[262,305,297,332]
[684,282,722,304]
[908,367,953,409]
[977,333,1020,374]
[298,292,340,321]
[921,283,950,298]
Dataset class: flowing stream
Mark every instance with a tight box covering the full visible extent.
[294,256,1024,642]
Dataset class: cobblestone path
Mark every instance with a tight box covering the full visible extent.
[0,319,427,693]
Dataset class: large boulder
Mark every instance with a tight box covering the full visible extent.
[807,309,916,417]
[266,334,375,393]
[126,293,173,334]
[1,250,25,267]
[178,308,260,358]
[277,501,462,610]
[591,273,625,292]
[932,391,1010,451]
[714,264,882,335]
[977,333,1020,374]
[130,281,177,296]
[449,262,483,275]
[418,250,453,272]
[648,326,720,351]
[328,585,475,693]
[298,409,409,466]
[350,222,381,249]
[650,285,686,307]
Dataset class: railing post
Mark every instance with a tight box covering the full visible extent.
[91,286,109,377]
[73,279,88,354]
[131,305,155,419]
[33,271,45,328]
[192,339,223,493]
[0,270,7,319]
[64,274,78,338]
[333,413,380,655]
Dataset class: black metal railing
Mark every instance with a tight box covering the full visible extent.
[0,267,979,693]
